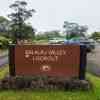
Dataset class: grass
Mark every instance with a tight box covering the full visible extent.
[0,65,9,79]
[0,66,100,100]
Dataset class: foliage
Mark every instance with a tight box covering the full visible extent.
[35,34,48,40]
[90,32,100,40]
[0,36,11,49]
[35,30,62,40]
[87,73,100,99]
[63,21,88,39]
[0,16,8,23]
[0,16,11,48]
[0,16,9,37]
[9,24,35,41]
[8,0,36,43]
[0,65,9,80]
[44,30,61,39]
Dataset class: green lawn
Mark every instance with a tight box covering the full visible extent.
[0,65,9,79]
[0,66,100,100]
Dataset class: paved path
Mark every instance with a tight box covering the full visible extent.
[87,44,100,76]
[0,51,8,67]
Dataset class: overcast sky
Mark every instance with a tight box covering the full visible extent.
[0,0,100,33]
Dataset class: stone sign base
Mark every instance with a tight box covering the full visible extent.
[0,76,91,91]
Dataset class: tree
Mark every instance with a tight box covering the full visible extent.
[90,32,100,40]
[44,30,61,39]
[63,21,88,39]
[9,24,35,40]
[8,0,36,43]
[0,16,9,34]
[35,30,62,40]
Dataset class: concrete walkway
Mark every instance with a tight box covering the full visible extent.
[87,44,100,76]
[0,50,8,67]
[0,56,8,67]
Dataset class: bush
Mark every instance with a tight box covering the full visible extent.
[0,36,11,49]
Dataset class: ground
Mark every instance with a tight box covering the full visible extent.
[0,66,100,100]
[0,44,100,100]
[88,44,100,67]
[87,44,100,76]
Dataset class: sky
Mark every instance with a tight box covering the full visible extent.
[0,0,100,33]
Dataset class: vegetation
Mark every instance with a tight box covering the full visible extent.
[0,66,100,100]
[0,1,97,47]
[0,16,11,49]
[0,0,100,99]
[0,16,9,36]
[63,21,88,39]
[35,30,63,40]
[0,65,9,80]
[0,36,11,49]
[8,0,36,43]
[90,32,100,40]
[0,16,11,42]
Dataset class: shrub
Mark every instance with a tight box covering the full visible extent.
[0,36,11,49]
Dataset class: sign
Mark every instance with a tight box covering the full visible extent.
[13,45,80,78]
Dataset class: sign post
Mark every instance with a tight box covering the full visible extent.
[9,44,87,80]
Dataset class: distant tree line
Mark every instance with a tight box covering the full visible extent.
[35,30,62,40]
[90,32,100,40]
